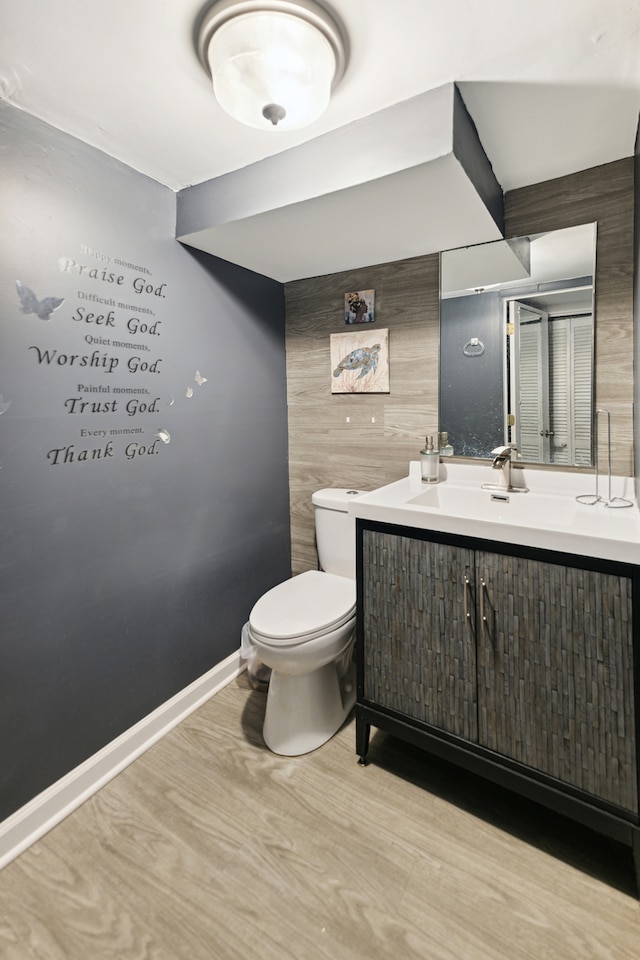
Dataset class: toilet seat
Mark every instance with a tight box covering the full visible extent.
[249,570,356,645]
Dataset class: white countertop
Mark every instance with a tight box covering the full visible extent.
[350,461,640,565]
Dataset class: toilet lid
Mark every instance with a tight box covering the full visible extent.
[249,570,356,644]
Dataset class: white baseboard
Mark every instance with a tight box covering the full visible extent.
[0,650,245,871]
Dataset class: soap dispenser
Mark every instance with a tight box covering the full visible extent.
[439,431,454,456]
[420,435,440,483]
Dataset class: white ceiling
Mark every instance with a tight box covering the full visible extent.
[2,1,640,274]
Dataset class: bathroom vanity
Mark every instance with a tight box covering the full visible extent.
[350,464,640,892]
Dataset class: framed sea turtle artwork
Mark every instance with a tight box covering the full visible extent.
[330,328,389,394]
[344,289,375,324]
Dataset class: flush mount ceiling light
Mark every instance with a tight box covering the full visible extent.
[196,0,348,130]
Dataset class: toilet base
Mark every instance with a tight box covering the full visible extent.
[262,661,356,756]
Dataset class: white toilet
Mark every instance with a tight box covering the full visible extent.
[247,488,363,756]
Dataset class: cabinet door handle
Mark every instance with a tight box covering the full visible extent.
[480,578,487,624]
[464,576,471,623]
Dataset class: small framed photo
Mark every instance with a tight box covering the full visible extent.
[330,328,389,394]
[344,289,375,324]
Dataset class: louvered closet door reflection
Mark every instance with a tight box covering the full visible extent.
[476,551,638,812]
[570,315,593,465]
[362,529,477,740]
[548,314,593,465]
[516,308,547,461]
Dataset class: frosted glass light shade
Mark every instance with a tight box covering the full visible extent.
[205,9,338,130]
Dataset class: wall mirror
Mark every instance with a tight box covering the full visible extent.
[439,222,596,465]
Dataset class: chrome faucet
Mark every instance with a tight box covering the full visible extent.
[482,444,528,493]
[490,445,513,490]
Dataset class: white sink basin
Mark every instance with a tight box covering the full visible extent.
[350,464,640,564]
[408,483,578,528]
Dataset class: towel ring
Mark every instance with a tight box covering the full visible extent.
[463,337,485,357]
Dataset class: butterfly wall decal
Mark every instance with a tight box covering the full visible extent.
[185,371,207,398]
[16,280,64,320]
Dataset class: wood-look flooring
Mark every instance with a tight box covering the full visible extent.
[1,674,639,959]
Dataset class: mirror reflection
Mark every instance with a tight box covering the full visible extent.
[439,223,596,465]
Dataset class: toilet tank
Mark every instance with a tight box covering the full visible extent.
[312,488,363,579]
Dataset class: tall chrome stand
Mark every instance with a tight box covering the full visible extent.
[576,408,632,508]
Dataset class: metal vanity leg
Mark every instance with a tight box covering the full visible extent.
[356,714,371,765]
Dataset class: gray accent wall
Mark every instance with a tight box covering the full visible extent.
[439,291,503,458]
[0,104,291,820]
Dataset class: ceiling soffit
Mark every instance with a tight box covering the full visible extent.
[176,83,505,282]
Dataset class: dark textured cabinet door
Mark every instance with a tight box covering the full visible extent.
[476,551,638,813]
[362,529,478,740]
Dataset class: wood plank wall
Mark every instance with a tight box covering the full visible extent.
[505,157,634,481]
[285,256,439,573]
[285,158,634,574]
